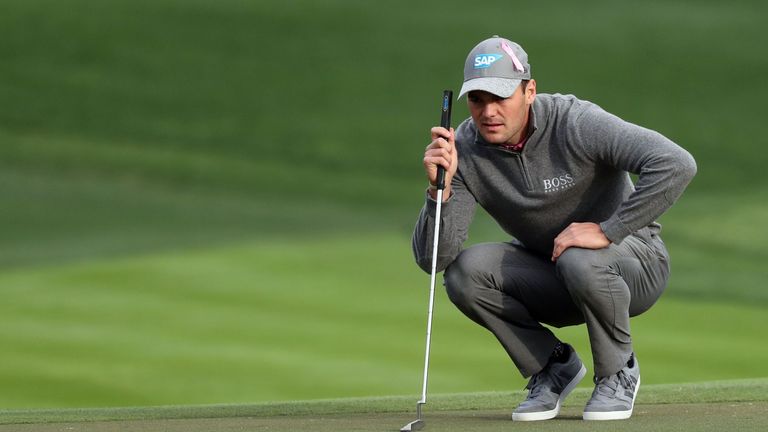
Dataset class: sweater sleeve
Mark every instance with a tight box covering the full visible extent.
[571,105,697,244]
[411,168,477,273]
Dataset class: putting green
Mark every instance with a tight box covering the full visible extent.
[0,402,768,432]
[1,379,765,431]
[1,403,765,432]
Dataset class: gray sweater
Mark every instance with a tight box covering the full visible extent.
[412,93,697,273]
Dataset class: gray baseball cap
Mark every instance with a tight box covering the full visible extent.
[458,36,531,99]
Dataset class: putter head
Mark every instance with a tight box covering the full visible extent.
[401,401,425,431]
[400,419,424,431]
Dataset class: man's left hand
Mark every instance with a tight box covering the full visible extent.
[551,222,610,262]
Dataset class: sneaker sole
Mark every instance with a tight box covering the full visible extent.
[582,376,641,421]
[512,363,587,422]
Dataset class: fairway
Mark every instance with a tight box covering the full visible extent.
[2,234,768,408]
[1,380,766,431]
[1,0,767,416]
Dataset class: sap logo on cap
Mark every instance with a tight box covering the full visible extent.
[474,54,502,69]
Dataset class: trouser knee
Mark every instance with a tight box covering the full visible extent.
[443,247,491,312]
[444,260,475,311]
[555,247,611,301]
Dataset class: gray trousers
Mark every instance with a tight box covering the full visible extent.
[443,229,670,378]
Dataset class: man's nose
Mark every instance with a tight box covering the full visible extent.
[481,102,497,117]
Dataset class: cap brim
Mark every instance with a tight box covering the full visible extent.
[458,77,521,99]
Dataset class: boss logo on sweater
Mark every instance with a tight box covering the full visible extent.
[543,173,575,193]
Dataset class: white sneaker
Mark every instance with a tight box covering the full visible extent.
[583,354,640,420]
[512,343,587,421]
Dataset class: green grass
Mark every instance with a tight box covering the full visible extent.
[1,234,767,408]
[0,379,766,431]
[0,0,766,411]
[0,167,399,268]
[1,0,767,205]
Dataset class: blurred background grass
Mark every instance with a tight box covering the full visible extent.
[0,0,766,409]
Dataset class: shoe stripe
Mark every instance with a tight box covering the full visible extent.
[514,364,586,422]
[583,370,640,420]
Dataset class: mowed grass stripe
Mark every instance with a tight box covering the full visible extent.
[1,235,767,408]
[0,128,416,205]
[0,379,765,425]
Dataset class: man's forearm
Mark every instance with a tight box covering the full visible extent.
[412,186,476,274]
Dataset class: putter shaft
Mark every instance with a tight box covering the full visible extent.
[402,90,452,432]
[401,188,443,432]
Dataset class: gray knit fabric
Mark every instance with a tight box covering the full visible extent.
[413,93,697,272]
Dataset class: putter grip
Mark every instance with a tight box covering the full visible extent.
[437,90,453,190]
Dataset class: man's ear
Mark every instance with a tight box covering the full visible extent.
[526,79,537,104]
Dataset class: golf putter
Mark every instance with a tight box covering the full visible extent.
[401,90,453,432]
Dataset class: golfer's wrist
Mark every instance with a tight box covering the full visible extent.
[427,184,451,201]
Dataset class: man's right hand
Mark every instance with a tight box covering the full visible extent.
[424,126,457,201]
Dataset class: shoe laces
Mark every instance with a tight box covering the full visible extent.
[594,370,632,396]
[617,370,633,389]
[525,370,549,398]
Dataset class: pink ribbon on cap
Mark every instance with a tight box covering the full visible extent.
[501,41,525,73]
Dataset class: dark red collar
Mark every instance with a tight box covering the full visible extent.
[500,135,528,152]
